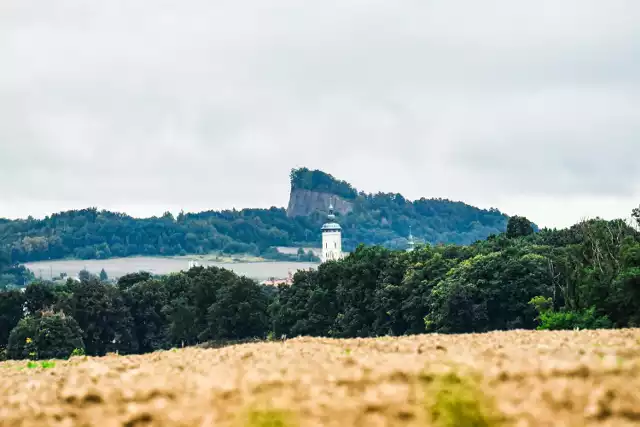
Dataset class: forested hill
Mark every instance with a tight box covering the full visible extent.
[287,167,511,247]
[0,168,512,263]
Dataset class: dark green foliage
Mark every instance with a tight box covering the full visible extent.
[425,251,553,333]
[7,312,84,360]
[123,280,169,353]
[24,281,56,315]
[205,276,270,340]
[0,248,10,272]
[117,271,153,291]
[271,215,640,338]
[506,216,534,239]
[99,268,109,281]
[290,167,358,199]
[0,247,34,289]
[69,279,137,356]
[0,290,25,347]
[632,206,639,227]
[162,273,198,346]
[78,269,95,282]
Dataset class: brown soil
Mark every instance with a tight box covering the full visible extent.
[1,329,640,427]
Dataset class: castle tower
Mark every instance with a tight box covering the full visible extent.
[321,201,343,262]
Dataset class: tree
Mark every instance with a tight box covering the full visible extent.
[633,206,640,227]
[99,269,109,282]
[0,290,25,347]
[6,312,84,360]
[124,280,169,352]
[117,271,152,291]
[78,269,93,282]
[332,245,393,337]
[162,274,198,347]
[205,276,270,340]
[425,251,554,333]
[0,249,11,273]
[24,281,56,315]
[506,216,534,239]
[69,279,136,356]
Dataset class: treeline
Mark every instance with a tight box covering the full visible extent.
[273,214,640,336]
[0,172,510,263]
[0,268,273,360]
[1,211,639,360]
[0,208,318,263]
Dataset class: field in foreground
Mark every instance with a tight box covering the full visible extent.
[1,330,640,427]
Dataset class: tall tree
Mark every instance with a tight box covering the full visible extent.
[205,276,270,340]
[124,280,169,352]
[0,290,25,347]
[24,281,56,315]
[117,271,152,291]
[506,216,535,239]
[69,279,136,355]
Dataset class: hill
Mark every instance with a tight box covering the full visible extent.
[288,167,511,248]
[0,167,511,264]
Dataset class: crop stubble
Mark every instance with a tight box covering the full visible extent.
[1,329,639,427]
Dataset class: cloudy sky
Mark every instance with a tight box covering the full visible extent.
[1,0,639,228]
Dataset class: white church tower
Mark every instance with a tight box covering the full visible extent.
[321,201,344,262]
[407,226,416,252]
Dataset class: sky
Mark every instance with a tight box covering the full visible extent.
[1,0,639,229]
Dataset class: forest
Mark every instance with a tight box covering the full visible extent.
[1,209,638,361]
[0,168,510,265]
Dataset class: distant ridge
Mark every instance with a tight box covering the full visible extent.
[0,168,513,263]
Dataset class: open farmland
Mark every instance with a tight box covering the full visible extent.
[1,329,640,427]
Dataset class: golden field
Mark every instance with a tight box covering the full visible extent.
[1,329,640,427]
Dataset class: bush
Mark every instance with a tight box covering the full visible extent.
[6,312,85,360]
[537,307,613,331]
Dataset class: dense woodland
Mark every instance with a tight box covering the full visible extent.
[1,210,638,360]
[0,168,510,268]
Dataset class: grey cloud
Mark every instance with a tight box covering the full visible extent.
[1,0,639,228]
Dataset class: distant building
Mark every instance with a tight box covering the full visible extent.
[321,202,345,263]
[261,271,294,286]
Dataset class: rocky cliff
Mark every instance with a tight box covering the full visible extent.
[286,189,354,218]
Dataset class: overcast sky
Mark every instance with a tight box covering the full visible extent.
[1,0,639,228]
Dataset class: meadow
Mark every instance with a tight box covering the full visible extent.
[1,329,639,427]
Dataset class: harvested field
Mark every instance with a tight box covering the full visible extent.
[1,329,640,427]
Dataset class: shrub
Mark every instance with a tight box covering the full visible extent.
[70,347,85,357]
[537,307,613,330]
[422,371,503,427]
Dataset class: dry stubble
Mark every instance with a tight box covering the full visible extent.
[1,329,640,427]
